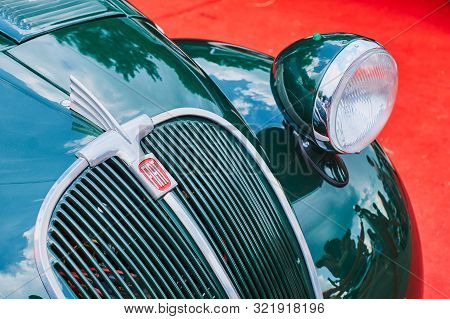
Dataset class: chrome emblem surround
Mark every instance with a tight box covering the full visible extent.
[138,155,173,191]
[68,76,177,199]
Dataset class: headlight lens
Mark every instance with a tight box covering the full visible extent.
[328,50,398,153]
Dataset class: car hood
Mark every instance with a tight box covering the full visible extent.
[6,17,242,124]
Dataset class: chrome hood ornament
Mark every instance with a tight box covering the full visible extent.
[68,76,177,199]
[69,76,131,143]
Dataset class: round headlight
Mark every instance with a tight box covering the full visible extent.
[313,40,398,153]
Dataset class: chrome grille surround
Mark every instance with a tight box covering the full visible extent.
[35,108,322,299]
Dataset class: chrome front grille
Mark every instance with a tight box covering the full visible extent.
[40,112,318,299]
[141,118,315,298]
[47,157,227,299]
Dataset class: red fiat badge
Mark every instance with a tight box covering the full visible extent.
[138,157,172,191]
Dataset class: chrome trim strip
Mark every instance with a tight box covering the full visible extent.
[34,158,89,299]
[153,108,323,299]
[163,193,240,299]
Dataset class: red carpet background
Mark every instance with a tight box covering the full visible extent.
[129,0,450,298]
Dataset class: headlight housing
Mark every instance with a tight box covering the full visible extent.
[272,34,398,154]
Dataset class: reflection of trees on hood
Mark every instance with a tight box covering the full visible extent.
[366,146,409,249]
[56,22,161,82]
[53,19,220,106]
[316,225,375,298]
[316,145,410,298]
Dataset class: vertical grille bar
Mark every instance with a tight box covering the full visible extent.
[176,123,293,293]
[77,175,178,298]
[201,124,308,295]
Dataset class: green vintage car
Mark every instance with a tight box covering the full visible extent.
[0,0,422,299]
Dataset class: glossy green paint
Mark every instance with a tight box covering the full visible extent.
[270,33,367,133]
[7,18,246,126]
[0,34,13,51]
[176,39,422,298]
[0,54,100,299]
[174,40,282,134]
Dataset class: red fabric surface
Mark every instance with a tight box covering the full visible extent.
[129,0,450,298]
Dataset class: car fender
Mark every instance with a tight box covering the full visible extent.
[175,39,423,298]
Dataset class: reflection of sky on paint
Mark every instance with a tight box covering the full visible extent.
[63,136,96,154]
[349,218,373,254]
[0,64,65,104]
[355,178,389,219]
[300,166,385,260]
[0,227,48,298]
[306,56,321,77]
[0,78,91,297]
[317,268,338,292]
[296,182,371,296]
[295,184,356,260]
[194,58,283,132]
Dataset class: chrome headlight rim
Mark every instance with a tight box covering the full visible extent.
[312,39,397,153]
